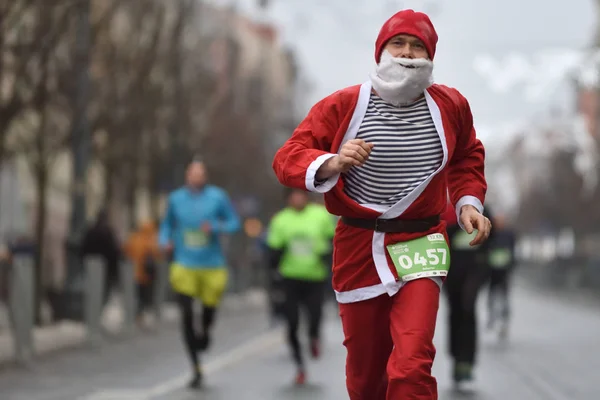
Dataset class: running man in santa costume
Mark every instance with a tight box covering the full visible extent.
[272,9,491,400]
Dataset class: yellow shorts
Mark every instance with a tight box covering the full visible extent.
[169,264,228,307]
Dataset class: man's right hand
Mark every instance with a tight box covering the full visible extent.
[316,139,374,180]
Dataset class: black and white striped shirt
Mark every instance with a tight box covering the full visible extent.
[343,94,443,206]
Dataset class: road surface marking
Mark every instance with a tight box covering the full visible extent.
[80,327,283,400]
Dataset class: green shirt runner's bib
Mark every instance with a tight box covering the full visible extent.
[289,236,316,257]
[386,233,451,282]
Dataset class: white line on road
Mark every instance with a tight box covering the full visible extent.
[80,328,284,400]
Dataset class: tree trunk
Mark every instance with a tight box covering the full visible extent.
[148,153,162,222]
[103,161,115,206]
[0,13,7,199]
[125,171,137,231]
[33,164,47,325]
[33,100,49,326]
[150,196,160,223]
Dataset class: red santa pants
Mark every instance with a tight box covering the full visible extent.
[339,278,440,400]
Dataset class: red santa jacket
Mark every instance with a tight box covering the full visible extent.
[272,81,486,303]
[442,201,458,227]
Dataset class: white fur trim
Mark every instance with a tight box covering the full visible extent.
[335,277,443,304]
[335,283,388,304]
[373,231,401,295]
[305,154,339,193]
[336,80,372,151]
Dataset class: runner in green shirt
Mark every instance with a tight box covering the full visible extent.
[266,188,336,385]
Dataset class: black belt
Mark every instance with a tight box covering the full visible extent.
[341,215,441,233]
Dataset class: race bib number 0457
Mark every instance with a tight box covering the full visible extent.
[386,233,451,282]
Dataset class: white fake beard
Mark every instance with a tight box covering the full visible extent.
[370,50,434,106]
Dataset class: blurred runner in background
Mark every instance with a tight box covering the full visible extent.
[266,188,336,385]
[80,209,121,308]
[486,214,517,340]
[123,220,161,328]
[443,201,495,390]
[158,158,241,389]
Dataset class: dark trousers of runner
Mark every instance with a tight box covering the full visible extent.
[282,278,325,368]
[444,258,489,365]
[488,268,511,322]
[136,283,154,316]
[177,294,216,370]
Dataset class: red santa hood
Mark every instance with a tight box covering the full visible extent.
[375,9,438,62]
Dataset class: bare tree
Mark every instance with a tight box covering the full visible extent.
[85,0,168,229]
[7,1,76,323]
[0,0,32,158]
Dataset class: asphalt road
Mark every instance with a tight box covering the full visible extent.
[1,279,599,400]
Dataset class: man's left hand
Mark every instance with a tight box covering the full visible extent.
[459,205,492,246]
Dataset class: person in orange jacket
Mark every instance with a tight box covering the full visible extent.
[123,221,162,326]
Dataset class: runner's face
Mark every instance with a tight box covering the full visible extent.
[384,34,429,60]
[186,162,207,188]
[289,190,308,210]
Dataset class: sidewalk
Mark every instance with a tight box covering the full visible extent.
[0,288,268,367]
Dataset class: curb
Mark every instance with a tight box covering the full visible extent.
[0,289,269,368]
